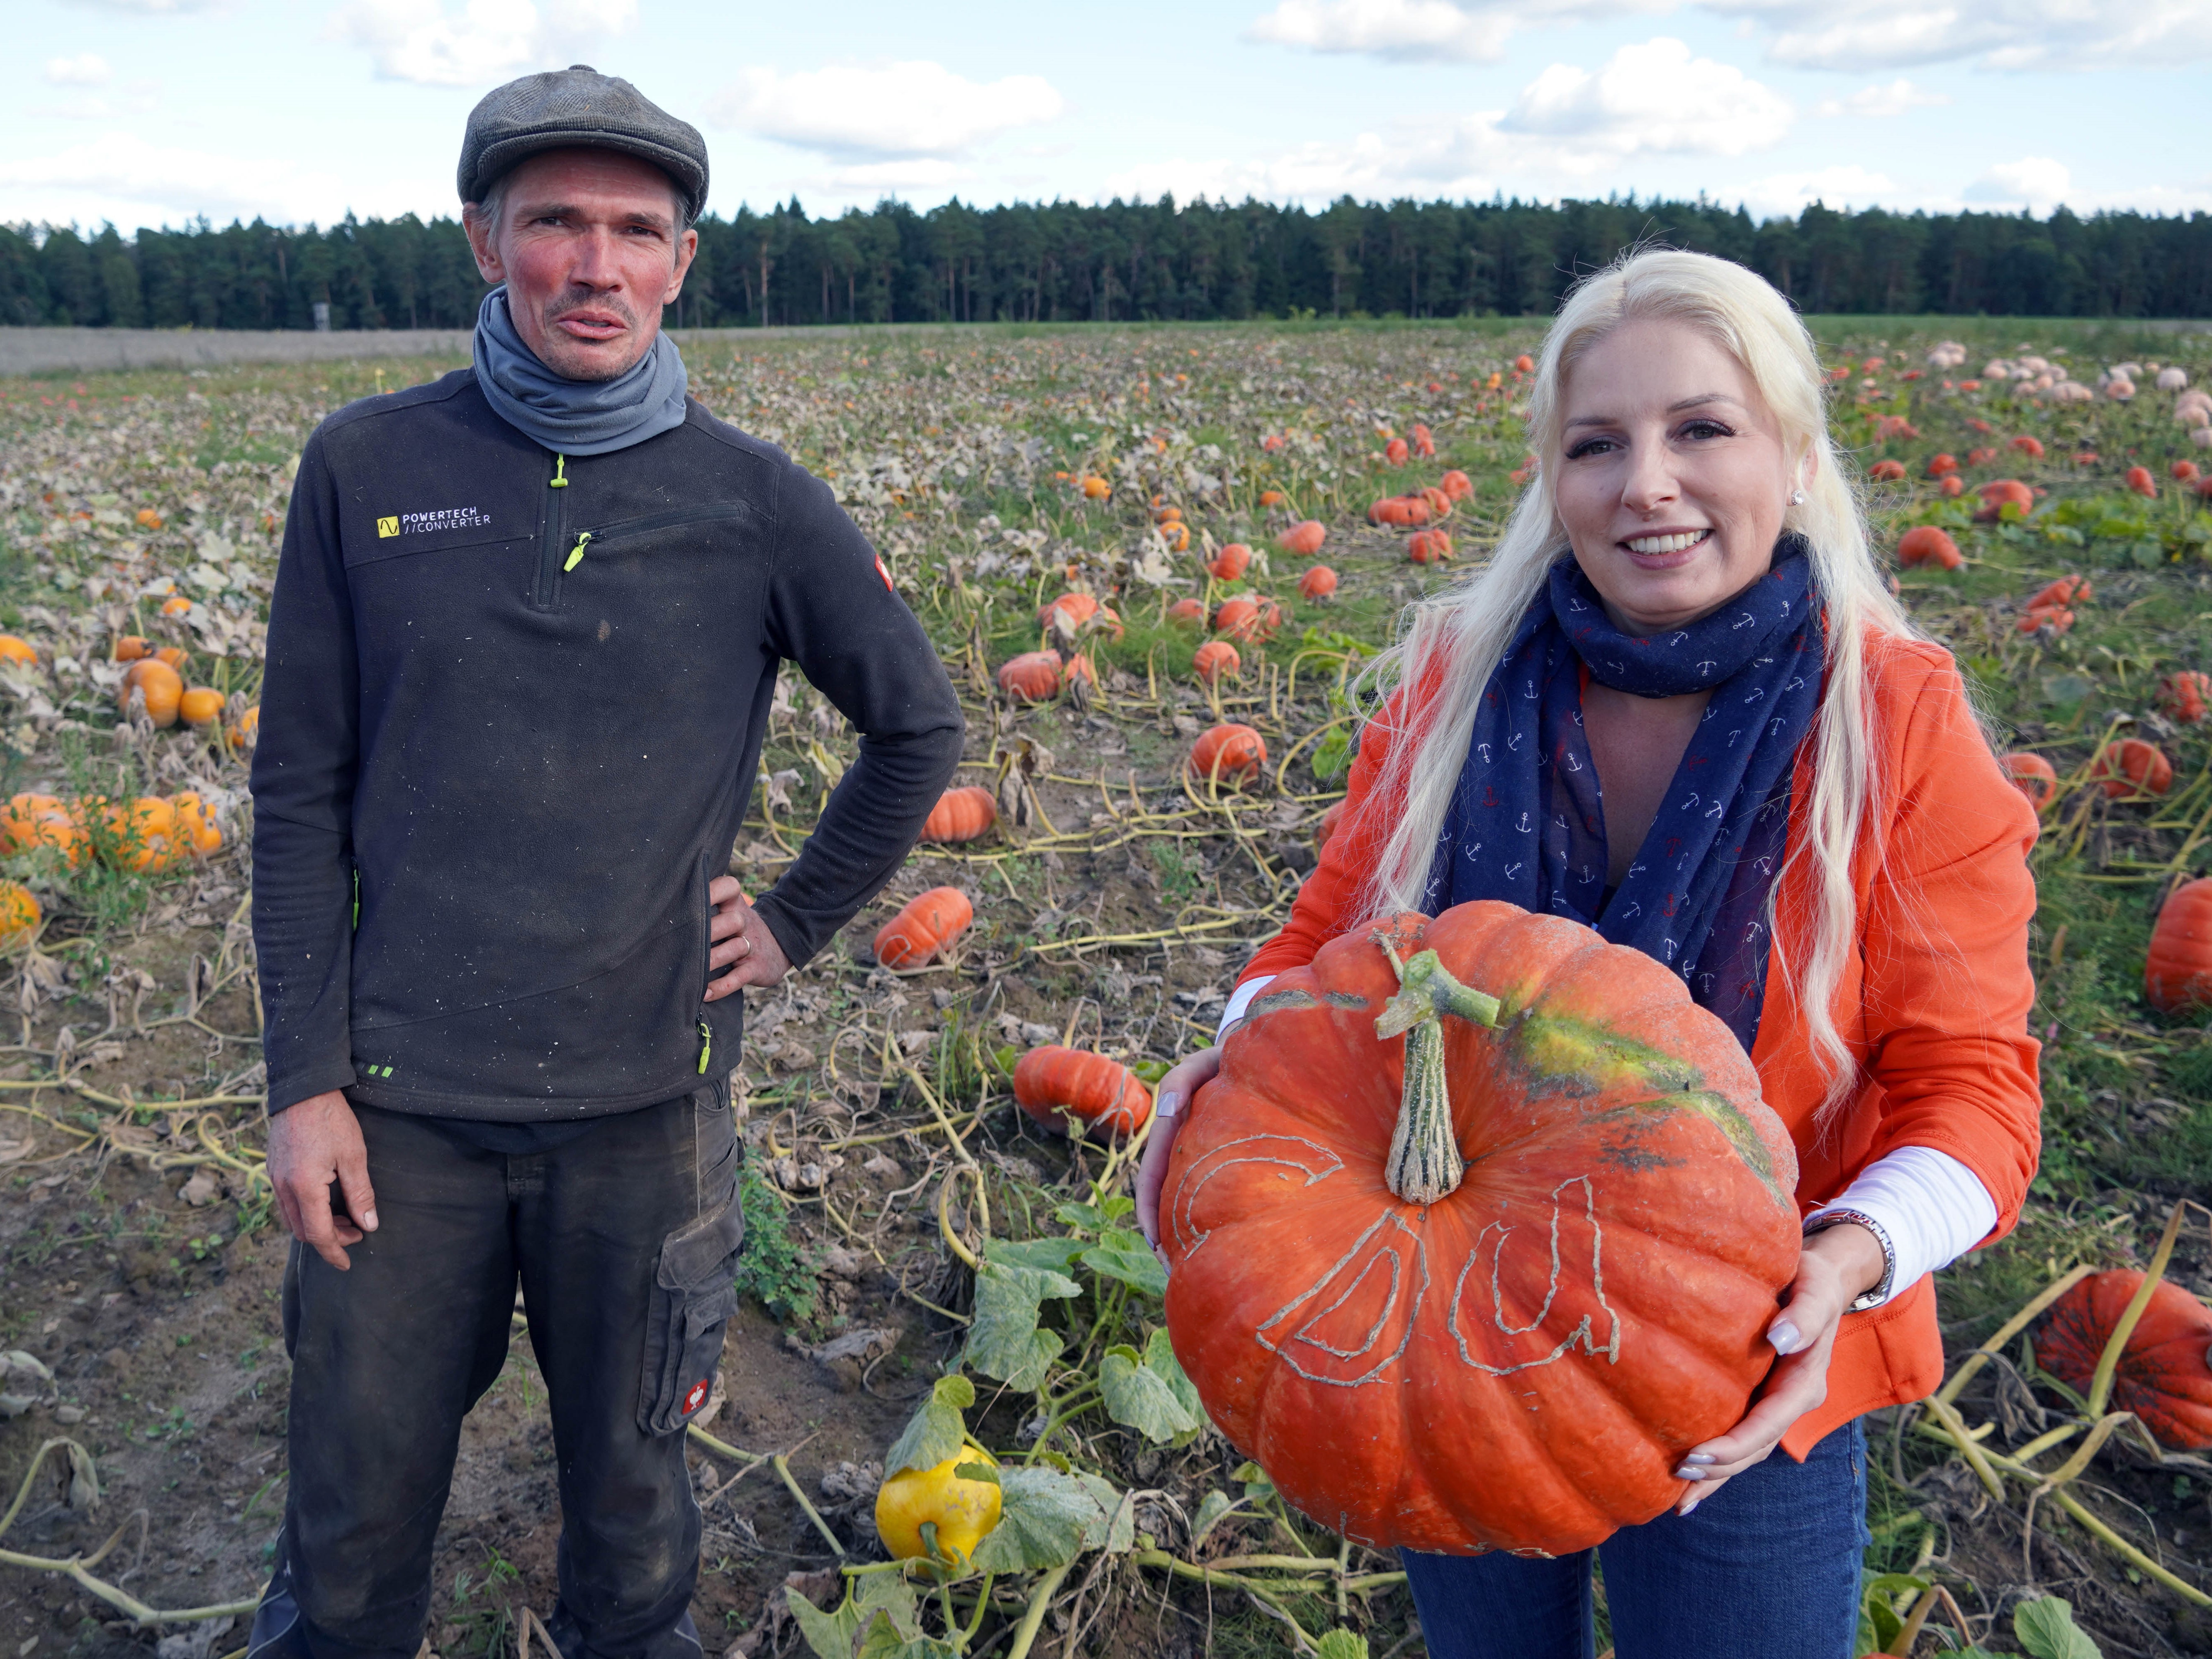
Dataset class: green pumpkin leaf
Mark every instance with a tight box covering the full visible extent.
[987,1236,1086,1275]
[788,1573,921,1659]
[962,1261,1079,1386]
[1100,1350,1202,1444]
[966,1466,1125,1573]
[884,1375,976,1478]
[1080,1240,1168,1299]
[2015,1597,2102,1659]
[953,1460,1000,1486]
[1234,1460,1278,1502]
[1314,1633,1370,1659]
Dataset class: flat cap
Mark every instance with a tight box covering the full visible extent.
[459,65,708,224]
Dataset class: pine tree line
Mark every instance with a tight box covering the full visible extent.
[5,195,2209,330]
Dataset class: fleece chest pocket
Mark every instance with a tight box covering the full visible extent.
[635,1187,747,1436]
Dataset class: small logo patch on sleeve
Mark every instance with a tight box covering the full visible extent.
[683,1378,710,1415]
[874,555,893,592]
[376,516,399,538]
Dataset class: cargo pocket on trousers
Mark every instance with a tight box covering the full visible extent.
[635,1188,747,1436]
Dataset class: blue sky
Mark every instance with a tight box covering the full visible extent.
[4,0,2208,232]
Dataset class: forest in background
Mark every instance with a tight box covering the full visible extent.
[5,193,2211,332]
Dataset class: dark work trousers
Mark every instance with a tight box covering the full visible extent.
[248,1080,743,1659]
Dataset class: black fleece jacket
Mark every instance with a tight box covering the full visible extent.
[251,370,963,1120]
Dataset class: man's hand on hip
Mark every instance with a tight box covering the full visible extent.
[267,1092,377,1270]
[706,876,791,1000]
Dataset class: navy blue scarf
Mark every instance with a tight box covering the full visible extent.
[1425,536,1822,1050]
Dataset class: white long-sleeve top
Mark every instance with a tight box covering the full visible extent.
[1214,973,1996,1306]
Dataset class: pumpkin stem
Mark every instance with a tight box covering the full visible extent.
[1371,939,1500,1205]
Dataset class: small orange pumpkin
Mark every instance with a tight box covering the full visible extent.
[1999,752,2058,808]
[1038,592,1100,629]
[1298,565,1338,601]
[997,652,1063,703]
[119,659,184,727]
[1080,475,1111,499]
[2027,575,2091,611]
[1925,453,1958,477]
[0,635,37,668]
[2010,434,2044,459]
[159,594,192,618]
[179,686,224,729]
[1896,526,1961,570]
[2158,671,2210,725]
[1383,437,1410,467]
[113,636,150,662]
[170,792,224,856]
[2089,738,2173,799]
[1406,530,1453,564]
[230,705,260,751]
[1939,475,1965,498]
[1209,543,1252,581]
[2126,465,2157,499]
[1258,489,1287,507]
[1013,1046,1152,1138]
[1439,469,1473,501]
[101,795,180,872]
[921,786,998,844]
[1166,597,1207,625]
[0,881,39,949]
[874,886,974,969]
[1275,521,1326,557]
[1868,459,1907,482]
[153,646,187,671]
[1189,723,1266,786]
[2144,876,2212,1014]
[1973,479,2035,522]
[1194,641,1241,684]
[1411,424,1436,459]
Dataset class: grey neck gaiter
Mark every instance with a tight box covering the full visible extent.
[471,285,689,456]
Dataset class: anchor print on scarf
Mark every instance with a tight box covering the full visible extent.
[1426,535,1824,1050]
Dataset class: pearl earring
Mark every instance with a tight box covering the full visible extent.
[1789,489,1806,505]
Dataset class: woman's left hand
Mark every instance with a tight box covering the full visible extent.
[1671,1221,1889,1515]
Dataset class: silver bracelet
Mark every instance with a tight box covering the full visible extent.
[1804,1208,1896,1312]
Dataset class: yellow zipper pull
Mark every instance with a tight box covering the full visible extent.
[696,1019,712,1074]
[563,531,593,572]
[549,453,569,488]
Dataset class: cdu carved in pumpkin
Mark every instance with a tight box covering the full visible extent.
[1161,902,1801,1558]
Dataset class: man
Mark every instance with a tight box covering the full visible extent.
[246,66,963,1659]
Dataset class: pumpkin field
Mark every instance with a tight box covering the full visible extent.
[4,316,2212,1659]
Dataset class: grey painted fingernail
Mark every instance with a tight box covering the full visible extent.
[1683,1452,1715,1465]
[1769,1318,1806,1354]
[1680,1494,1703,1516]
[1674,1467,1705,1481]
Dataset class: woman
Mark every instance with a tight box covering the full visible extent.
[1135,250,2042,1658]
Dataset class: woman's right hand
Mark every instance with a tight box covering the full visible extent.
[1136,1046,1222,1270]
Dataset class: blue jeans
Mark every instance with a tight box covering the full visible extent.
[1399,1421,1870,1659]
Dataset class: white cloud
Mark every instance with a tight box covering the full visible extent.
[706,61,1065,161]
[58,0,226,10]
[1702,0,2212,71]
[1245,0,1668,62]
[1964,156,2073,211]
[1499,38,1793,158]
[44,53,114,85]
[1813,78,1947,117]
[1104,39,1792,207]
[0,131,420,227]
[1737,164,1907,215]
[324,0,638,89]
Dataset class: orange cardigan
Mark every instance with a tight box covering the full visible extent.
[1243,630,2043,1455]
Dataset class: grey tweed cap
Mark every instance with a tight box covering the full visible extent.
[458,65,708,224]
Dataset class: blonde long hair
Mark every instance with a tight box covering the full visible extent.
[1359,248,1915,1107]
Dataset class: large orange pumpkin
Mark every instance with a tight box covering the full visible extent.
[997,652,1063,703]
[1189,724,1266,786]
[921,786,998,844]
[1276,521,1326,557]
[1013,1047,1152,1138]
[1161,905,1800,1556]
[2144,876,2212,1014]
[874,887,973,969]
[2033,1271,2212,1450]
[2089,738,2173,799]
